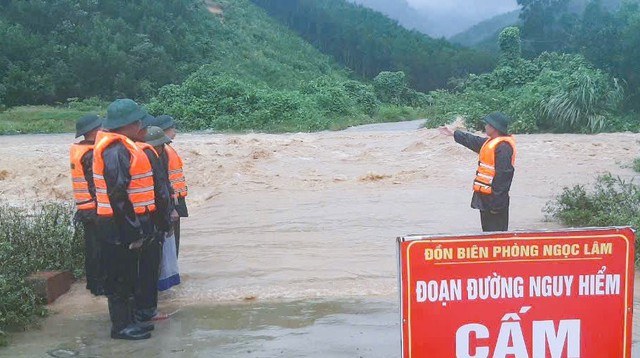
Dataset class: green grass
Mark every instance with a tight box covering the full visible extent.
[0,105,105,135]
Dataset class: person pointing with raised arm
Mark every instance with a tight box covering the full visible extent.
[439,112,516,232]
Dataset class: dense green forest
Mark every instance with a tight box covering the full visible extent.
[517,0,640,110]
[450,0,640,112]
[0,0,348,107]
[427,26,637,133]
[249,0,496,93]
[1,0,211,106]
[518,0,626,55]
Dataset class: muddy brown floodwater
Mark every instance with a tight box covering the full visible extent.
[1,121,639,357]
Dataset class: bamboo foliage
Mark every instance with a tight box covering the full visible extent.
[543,71,623,132]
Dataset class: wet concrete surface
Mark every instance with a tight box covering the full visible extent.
[0,298,399,358]
[5,283,640,357]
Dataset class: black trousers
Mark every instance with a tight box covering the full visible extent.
[81,219,105,295]
[174,219,181,258]
[135,236,162,320]
[480,209,509,232]
[102,242,138,332]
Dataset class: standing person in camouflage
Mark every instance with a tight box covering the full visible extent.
[155,115,188,257]
[70,114,104,296]
[133,121,173,322]
[93,99,156,340]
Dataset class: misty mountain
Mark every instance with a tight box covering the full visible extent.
[450,10,521,48]
[348,0,429,34]
[446,0,631,49]
[251,0,495,92]
[349,0,519,38]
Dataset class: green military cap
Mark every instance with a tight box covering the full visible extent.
[155,115,175,130]
[75,114,102,138]
[145,126,172,147]
[141,114,156,129]
[483,112,512,135]
[103,99,147,130]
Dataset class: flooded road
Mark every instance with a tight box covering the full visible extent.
[3,293,398,357]
[0,122,638,356]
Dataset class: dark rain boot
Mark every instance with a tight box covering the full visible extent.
[134,238,160,326]
[111,325,151,340]
[135,307,156,323]
[131,298,155,333]
[134,320,155,333]
[108,297,151,340]
[135,321,155,333]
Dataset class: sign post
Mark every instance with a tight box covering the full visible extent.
[398,227,635,358]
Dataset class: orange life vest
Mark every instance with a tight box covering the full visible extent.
[70,143,96,210]
[473,136,516,195]
[136,142,159,158]
[165,144,188,198]
[93,131,156,217]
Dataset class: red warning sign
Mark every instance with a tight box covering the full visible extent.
[398,227,635,358]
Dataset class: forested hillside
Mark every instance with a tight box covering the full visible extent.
[0,0,347,107]
[250,0,496,93]
[450,10,521,49]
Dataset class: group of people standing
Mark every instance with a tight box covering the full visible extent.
[69,98,188,340]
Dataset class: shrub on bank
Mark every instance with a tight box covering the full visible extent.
[0,203,83,337]
[544,174,640,261]
[147,66,428,132]
[427,28,625,134]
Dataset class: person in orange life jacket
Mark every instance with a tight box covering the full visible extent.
[146,126,181,292]
[93,99,156,340]
[132,120,174,323]
[70,114,105,296]
[439,112,516,232]
[155,115,188,257]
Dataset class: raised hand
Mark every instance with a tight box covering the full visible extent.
[438,126,454,137]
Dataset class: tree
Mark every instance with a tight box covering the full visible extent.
[373,71,407,105]
[517,0,574,55]
[498,27,522,66]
